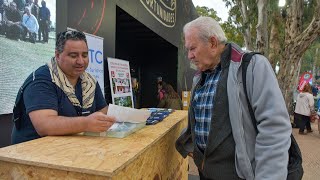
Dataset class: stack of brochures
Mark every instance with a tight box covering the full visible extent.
[146,108,174,125]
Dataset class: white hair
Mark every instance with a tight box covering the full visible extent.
[183,16,227,43]
[25,6,31,12]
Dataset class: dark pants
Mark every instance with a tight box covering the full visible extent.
[295,113,312,132]
[4,23,23,40]
[199,170,212,180]
[0,23,5,35]
[198,169,244,180]
[39,19,49,42]
[22,27,36,43]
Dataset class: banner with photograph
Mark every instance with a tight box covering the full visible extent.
[107,58,134,108]
[0,1,56,114]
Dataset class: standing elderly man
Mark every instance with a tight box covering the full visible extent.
[12,30,115,144]
[175,17,292,179]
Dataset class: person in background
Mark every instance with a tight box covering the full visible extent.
[30,0,39,20]
[13,0,25,12]
[131,77,140,108]
[314,90,320,114]
[0,0,4,35]
[3,1,23,40]
[157,81,166,101]
[311,84,318,96]
[11,30,115,144]
[157,84,183,110]
[175,17,291,179]
[38,0,49,42]
[0,0,3,17]
[21,6,38,43]
[294,83,314,134]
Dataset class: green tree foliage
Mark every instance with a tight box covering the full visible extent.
[195,0,320,109]
[294,0,320,81]
[221,21,244,46]
[303,0,317,29]
[222,0,319,62]
[195,6,222,21]
[196,0,319,73]
[301,38,320,73]
[226,0,258,49]
[195,5,244,47]
[302,0,320,73]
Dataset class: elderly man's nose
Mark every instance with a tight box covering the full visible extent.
[188,52,194,60]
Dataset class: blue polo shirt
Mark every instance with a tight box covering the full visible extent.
[11,65,107,144]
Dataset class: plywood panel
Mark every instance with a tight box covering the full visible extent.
[113,112,188,179]
[0,111,188,179]
[0,161,107,180]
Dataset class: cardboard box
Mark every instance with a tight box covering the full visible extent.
[182,91,191,110]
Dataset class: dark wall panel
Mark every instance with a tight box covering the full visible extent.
[56,0,67,33]
[116,0,181,47]
[0,114,13,148]
[66,0,117,59]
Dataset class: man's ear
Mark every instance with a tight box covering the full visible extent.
[209,36,218,48]
[55,50,60,60]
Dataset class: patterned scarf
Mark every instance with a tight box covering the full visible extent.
[47,57,96,109]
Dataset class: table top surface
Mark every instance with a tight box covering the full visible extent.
[0,110,187,177]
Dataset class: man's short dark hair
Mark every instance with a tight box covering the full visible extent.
[56,30,87,53]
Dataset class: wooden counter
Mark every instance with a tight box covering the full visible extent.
[0,111,188,180]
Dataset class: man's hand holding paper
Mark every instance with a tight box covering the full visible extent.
[84,112,116,132]
[107,104,151,123]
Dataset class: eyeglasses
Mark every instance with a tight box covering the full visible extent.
[57,30,86,42]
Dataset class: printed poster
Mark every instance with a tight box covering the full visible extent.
[107,58,134,108]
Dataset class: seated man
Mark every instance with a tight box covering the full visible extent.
[11,30,115,144]
[3,2,23,40]
[22,6,38,43]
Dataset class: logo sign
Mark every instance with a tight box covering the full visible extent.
[140,0,176,27]
[303,73,311,80]
[298,72,312,92]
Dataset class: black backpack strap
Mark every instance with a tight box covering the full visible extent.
[242,52,304,179]
[12,71,38,130]
[242,52,260,133]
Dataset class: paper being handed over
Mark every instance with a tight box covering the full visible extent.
[107,104,151,123]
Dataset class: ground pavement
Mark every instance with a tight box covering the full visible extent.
[188,122,320,180]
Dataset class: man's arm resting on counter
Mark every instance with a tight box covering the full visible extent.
[29,108,114,137]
